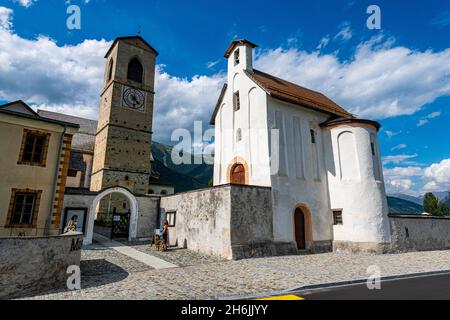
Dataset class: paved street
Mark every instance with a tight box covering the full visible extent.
[291,273,450,300]
[25,238,450,300]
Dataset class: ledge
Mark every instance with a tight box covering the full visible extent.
[389,214,450,220]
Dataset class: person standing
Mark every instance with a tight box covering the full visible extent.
[162,219,169,245]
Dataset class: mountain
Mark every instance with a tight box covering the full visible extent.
[387,197,423,214]
[151,142,213,192]
[390,193,423,205]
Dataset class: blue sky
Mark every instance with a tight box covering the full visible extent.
[0,0,449,196]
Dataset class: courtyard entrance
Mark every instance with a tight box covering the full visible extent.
[94,191,133,240]
[85,187,138,245]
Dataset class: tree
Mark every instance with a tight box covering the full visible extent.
[423,192,450,217]
[436,201,449,217]
[423,193,439,215]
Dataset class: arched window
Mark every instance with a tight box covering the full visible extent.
[127,58,143,83]
[107,59,114,82]
[160,190,168,195]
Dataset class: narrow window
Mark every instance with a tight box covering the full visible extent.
[371,142,376,156]
[236,128,242,142]
[127,57,143,83]
[234,49,240,66]
[166,211,176,227]
[11,193,36,225]
[233,91,241,111]
[333,210,343,225]
[107,59,114,82]
[310,129,316,144]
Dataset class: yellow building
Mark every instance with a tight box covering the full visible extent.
[0,101,79,237]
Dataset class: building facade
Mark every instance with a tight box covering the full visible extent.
[211,40,391,253]
[0,101,79,237]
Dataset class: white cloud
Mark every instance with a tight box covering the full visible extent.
[383,166,423,195]
[12,0,37,8]
[391,144,407,151]
[385,130,401,139]
[334,22,352,42]
[382,154,418,165]
[316,35,330,51]
[417,111,441,127]
[254,35,450,119]
[423,159,450,191]
[153,66,224,142]
[0,6,13,30]
[0,10,225,143]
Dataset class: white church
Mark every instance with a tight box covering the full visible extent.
[210,40,391,254]
[2,35,394,259]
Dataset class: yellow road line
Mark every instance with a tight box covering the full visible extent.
[257,294,304,300]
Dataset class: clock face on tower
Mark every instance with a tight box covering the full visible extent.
[122,86,146,112]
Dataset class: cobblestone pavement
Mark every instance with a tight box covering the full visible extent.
[124,241,227,267]
[27,248,450,300]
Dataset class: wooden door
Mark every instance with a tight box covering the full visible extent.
[294,208,306,250]
[231,164,246,185]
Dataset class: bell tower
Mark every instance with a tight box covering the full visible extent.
[91,36,158,195]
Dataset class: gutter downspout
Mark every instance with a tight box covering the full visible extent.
[44,125,67,235]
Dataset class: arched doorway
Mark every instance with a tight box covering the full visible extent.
[231,164,246,185]
[85,187,138,245]
[294,208,306,250]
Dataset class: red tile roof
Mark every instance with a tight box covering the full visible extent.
[245,69,353,118]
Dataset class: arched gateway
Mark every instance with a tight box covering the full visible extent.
[85,187,138,245]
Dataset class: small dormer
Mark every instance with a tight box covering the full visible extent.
[224,39,258,72]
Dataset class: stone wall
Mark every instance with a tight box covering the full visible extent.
[0,232,83,299]
[389,215,450,253]
[160,184,296,260]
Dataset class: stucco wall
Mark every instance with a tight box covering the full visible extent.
[325,124,391,251]
[0,232,83,299]
[0,112,77,237]
[389,215,450,253]
[160,185,291,260]
[161,186,233,259]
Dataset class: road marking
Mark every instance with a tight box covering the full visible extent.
[94,233,178,269]
[257,295,304,300]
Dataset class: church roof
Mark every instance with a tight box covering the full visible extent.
[320,117,381,132]
[105,36,159,58]
[209,84,227,125]
[245,69,353,119]
[210,69,354,125]
[224,39,258,58]
[37,110,97,153]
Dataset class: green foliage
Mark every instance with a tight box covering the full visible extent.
[423,192,449,216]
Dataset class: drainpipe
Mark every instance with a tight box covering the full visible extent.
[44,125,67,235]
